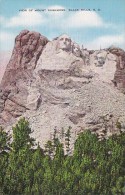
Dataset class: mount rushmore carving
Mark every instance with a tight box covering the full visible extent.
[0,30,125,145]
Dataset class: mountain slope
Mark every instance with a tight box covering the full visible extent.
[0,30,125,146]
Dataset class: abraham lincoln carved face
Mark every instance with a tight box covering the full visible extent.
[57,34,72,51]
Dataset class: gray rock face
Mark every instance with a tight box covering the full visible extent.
[108,47,125,93]
[0,30,49,125]
[0,51,12,83]
[0,31,125,146]
[1,30,49,88]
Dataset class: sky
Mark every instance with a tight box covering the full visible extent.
[0,0,125,51]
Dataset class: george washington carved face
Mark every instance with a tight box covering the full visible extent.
[57,34,72,51]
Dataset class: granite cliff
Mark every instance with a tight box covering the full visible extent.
[0,30,125,146]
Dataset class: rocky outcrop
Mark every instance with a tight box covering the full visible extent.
[0,30,49,125]
[0,31,125,146]
[0,51,11,83]
[108,47,125,93]
[1,30,49,88]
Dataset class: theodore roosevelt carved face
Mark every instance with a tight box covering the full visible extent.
[57,34,72,51]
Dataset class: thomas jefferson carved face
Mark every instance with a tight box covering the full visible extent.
[72,42,81,57]
[57,34,71,51]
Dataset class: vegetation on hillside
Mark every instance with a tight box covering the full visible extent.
[0,118,125,195]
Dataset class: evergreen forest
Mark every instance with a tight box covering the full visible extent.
[0,118,125,195]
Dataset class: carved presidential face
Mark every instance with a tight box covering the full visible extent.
[72,42,81,57]
[57,34,71,51]
[94,53,105,67]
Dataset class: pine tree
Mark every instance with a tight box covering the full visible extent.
[3,118,35,194]
[0,127,10,194]
[12,117,35,152]
[0,127,10,154]
[44,140,54,157]
[65,126,71,155]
